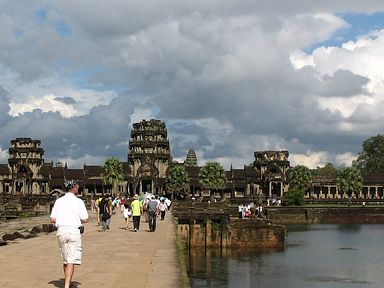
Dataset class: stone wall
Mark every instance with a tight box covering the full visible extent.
[266,207,384,224]
[177,219,286,250]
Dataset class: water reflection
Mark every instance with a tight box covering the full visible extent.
[337,223,362,232]
[188,247,283,288]
[188,224,384,288]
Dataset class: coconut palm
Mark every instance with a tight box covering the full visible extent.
[336,167,363,199]
[287,165,312,191]
[102,157,123,196]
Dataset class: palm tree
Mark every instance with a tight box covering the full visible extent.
[288,165,312,195]
[102,157,123,196]
[336,167,363,200]
[166,165,190,199]
[199,161,227,199]
[287,165,312,191]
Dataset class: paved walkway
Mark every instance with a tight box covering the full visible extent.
[0,211,186,288]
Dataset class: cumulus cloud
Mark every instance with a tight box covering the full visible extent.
[0,1,384,168]
[290,151,331,168]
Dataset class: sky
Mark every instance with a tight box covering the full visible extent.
[1,1,384,170]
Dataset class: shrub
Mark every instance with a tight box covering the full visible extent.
[284,188,305,206]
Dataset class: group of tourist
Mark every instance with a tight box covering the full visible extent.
[267,198,282,206]
[92,192,171,232]
[238,202,264,219]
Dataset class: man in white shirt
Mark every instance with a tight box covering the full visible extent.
[50,180,88,288]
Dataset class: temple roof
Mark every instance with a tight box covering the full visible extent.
[66,169,84,180]
[84,165,103,177]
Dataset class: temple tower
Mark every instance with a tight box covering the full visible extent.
[8,138,45,194]
[127,119,171,195]
[185,148,197,166]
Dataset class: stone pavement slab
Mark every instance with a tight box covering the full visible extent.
[0,211,185,288]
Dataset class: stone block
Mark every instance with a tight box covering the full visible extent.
[12,231,26,239]
[31,226,42,234]
[41,224,56,233]
[21,232,36,239]
[2,233,17,241]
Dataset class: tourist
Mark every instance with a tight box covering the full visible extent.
[120,197,126,214]
[122,203,132,230]
[131,194,143,232]
[112,195,120,214]
[147,196,159,231]
[238,204,243,219]
[91,195,96,213]
[159,199,167,220]
[99,195,112,231]
[165,197,172,210]
[95,196,103,227]
[142,195,150,223]
[50,179,88,288]
[257,203,264,218]
[242,204,249,218]
[244,204,251,218]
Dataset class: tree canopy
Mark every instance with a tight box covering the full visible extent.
[312,163,339,178]
[283,188,305,206]
[166,165,190,199]
[199,161,227,191]
[353,134,384,176]
[287,165,312,191]
[336,167,363,197]
[102,157,123,195]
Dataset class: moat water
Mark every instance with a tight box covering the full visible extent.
[187,224,384,288]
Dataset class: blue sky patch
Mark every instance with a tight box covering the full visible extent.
[54,20,71,36]
[305,12,384,53]
[35,6,48,25]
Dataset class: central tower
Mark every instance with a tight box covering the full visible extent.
[127,119,171,194]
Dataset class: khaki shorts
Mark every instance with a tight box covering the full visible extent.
[57,230,82,265]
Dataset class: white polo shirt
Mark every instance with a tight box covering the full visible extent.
[50,192,88,232]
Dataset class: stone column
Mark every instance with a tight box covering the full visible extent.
[269,182,272,198]
[280,182,283,197]
[205,220,212,247]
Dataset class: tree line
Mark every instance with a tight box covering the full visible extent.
[286,134,384,205]
[101,135,384,205]
[101,158,227,200]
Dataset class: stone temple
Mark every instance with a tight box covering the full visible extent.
[0,119,382,200]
